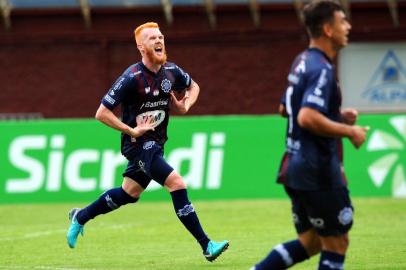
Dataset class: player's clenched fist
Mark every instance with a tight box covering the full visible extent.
[349,125,369,149]
[341,108,358,125]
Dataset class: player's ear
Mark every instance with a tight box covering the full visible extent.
[137,43,144,53]
[322,22,333,38]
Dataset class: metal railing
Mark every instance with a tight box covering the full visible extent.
[0,0,401,30]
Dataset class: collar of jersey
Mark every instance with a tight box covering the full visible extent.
[139,62,163,77]
[307,47,333,63]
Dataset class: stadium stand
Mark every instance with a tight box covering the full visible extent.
[0,0,405,118]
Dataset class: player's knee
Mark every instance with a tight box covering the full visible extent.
[122,177,144,199]
[164,173,187,192]
[334,234,349,252]
[334,240,349,254]
[123,188,142,199]
[321,234,349,254]
[299,231,321,256]
[167,179,187,191]
[305,238,321,256]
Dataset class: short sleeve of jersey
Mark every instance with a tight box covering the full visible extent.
[171,64,192,92]
[101,69,137,110]
[302,66,334,114]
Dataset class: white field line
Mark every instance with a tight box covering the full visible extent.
[0,229,65,241]
[0,266,100,270]
[0,224,133,242]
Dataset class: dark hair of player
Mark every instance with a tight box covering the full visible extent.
[303,0,345,38]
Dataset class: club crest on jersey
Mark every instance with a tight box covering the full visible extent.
[161,79,172,93]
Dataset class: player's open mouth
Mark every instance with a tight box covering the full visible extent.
[154,47,163,53]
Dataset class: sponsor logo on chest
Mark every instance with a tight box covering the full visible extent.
[140,99,169,110]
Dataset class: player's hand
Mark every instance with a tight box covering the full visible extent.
[129,116,155,138]
[341,108,358,125]
[170,91,189,114]
[349,125,369,149]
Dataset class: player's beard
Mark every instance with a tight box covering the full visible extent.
[145,46,167,65]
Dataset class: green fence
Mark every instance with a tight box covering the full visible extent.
[0,114,405,203]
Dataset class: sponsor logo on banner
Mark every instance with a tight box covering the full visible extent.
[366,116,406,198]
[4,132,226,194]
[362,50,406,103]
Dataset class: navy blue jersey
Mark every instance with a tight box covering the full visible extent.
[101,62,191,158]
[283,48,345,190]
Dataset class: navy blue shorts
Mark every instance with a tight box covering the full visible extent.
[284,186,354,237]
[122,141,174,189]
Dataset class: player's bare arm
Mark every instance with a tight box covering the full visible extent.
[298,107,368,148]
[95,103,154,138]
[170,80,200,114]
[279,104,288,118]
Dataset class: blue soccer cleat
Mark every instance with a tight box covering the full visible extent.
[67,208,84,248]
[203,240,229,262]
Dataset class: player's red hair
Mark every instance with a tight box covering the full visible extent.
[134,22,160,45]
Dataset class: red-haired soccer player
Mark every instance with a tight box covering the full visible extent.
[66,22,229,262]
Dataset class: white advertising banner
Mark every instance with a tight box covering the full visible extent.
[339,43,406,112]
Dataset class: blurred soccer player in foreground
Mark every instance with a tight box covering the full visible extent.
[66,22,229,262]
[251,1,368,269]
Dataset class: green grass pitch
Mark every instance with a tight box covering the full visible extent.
[1,198,405,270]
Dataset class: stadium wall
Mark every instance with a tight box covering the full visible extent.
[1,3,406,118]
